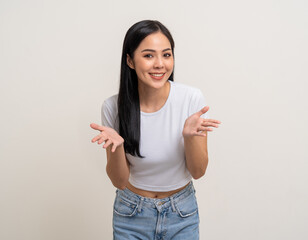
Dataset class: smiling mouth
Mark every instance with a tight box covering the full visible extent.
[149,73,165,77]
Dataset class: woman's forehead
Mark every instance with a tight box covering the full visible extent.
[137,32,172,52]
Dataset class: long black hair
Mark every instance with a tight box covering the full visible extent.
[118,20,175,157]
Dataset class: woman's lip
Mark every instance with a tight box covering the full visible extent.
[149,73,165,80]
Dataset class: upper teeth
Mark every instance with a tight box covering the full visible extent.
[151,73,164,77]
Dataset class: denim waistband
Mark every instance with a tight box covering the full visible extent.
[116,181,195,211]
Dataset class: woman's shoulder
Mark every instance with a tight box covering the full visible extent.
[170,80,203,97]
[103,94,118,108]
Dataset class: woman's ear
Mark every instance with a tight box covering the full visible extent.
[126,54,135,69]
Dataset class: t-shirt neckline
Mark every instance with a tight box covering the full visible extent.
[141,80,173,116]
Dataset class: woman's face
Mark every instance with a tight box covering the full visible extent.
[127,32,174,90]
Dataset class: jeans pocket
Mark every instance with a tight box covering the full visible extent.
[175,193,198,218]
[113,194,138,217]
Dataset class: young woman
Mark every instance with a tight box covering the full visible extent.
[90,20,221,240]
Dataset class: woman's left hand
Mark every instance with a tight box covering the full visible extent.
[182,106,221,137]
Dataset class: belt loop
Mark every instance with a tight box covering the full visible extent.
[170,196,176,212]
[138,197,144,213]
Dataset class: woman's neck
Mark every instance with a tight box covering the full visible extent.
[138,81,170,113]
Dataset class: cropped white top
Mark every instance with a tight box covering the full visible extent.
[101,80,208,192]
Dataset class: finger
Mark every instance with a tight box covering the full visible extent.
[197,126,207,132]
[196,106,209,117]
[92,134,103,143]
[196,131,207,137]
[198,126,213,131]
[203,119,221,124]
[111,143,117,153]
[201,122,220,128]
[90,123,105,131]
[98,136,107,144]
[103,139,113,149]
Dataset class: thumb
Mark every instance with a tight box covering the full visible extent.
[90,123,104,131]
[196,106,209,116]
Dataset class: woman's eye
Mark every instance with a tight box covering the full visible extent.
[144,54,153,58]
[164,53,172,57]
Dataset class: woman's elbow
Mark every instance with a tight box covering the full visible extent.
[191,169,206,179]
[191,159,208,179]
[111,179,128,190]
[106,168,129,190]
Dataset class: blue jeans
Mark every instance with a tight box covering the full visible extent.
[113,181,199,240]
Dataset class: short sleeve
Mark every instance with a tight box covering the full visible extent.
[189,89,209,119]
[101,100,119,132]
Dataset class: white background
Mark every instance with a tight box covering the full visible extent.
[1,0,307,239]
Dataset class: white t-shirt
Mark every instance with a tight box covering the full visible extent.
[101,80,209,192]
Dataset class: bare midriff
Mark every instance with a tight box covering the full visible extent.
[126,182,190,199]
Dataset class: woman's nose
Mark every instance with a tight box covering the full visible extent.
[153,57,163,68]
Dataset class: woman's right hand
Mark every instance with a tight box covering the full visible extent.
[90,123,124,152]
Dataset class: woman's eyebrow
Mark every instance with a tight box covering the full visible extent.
[141,48,171,52]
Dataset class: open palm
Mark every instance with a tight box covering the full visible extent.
[182,106,221,137]
[90,123,124,152]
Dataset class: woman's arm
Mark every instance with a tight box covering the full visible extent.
[184,134,208,179]
[182,106,220,179]
[91,123,129,190]
[105,145,130,190]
